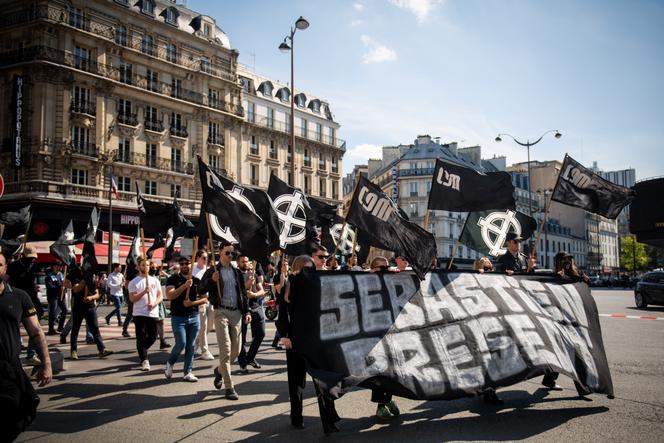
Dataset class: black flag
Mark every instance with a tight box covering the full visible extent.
[551,154,636,220]
[347,175,436,279]
[81,207,99,289]
[428,159,515,211]
[49,219,77,266]
[459,209,537,257]
[136,184,173,235]
[267,173,319,255]
[146,233,165,259]
[126,225,141,280]
[208,163,281,252]
[198,157,271,261]
[0,205,31,240]
[164,198,195,262]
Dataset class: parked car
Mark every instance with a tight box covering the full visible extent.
[589,275,603,287]
[634,271,664,308]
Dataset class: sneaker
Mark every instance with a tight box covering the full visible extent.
[160,340,171,349]
[165,362,173,379]
[70,351,79,360]
[386,399,401,416]
[376,404,394,421]
[248,360,261,369]
[27,356,41,366]
[200,351,214,361]
[98,349,114,358]
[140,360,151,371]
[238,366,250,374]
[183,372,199,382]
[122,331,131,338]
[225,388,239,400]
[543,382,564,391]
[213,367,223,389]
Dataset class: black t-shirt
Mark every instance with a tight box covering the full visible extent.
[68,269,96,307]
[166,273,199,317]
[497,251,530,273]
[0,284,36,364]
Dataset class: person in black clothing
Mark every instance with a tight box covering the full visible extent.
[0,253,52,441]
[164,256,208,382]
[276,255,340,434]
[45,262,67,335]
[496,232,536,274]
[237,255,266,373]
[66,267,113,360]
[270,259,289,350]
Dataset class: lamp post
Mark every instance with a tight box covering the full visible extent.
[101,149,118,275]
[495,130,561,254]
[536,189,552,268]
[279,16,309,187]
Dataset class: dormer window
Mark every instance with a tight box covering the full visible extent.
[295,93,306,108]
[140,0,155,16]
[203,23,211,36]
[276,87,290,103]
[164,7,179,26]
[240,78,251,93]
[257,81,273,97]
[308,99,321,113]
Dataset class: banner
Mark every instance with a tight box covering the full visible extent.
[136,185,172,235]
[49,219,77,267]
[551,154,635,220]
[428,158,515,212]
[347,175,436,279]
[289,270,614,401]
[81,207,99,289]
[460,209,537,257]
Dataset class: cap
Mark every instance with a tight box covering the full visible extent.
[23,245,38,258]
[554,251,574,261]
[505,232,524,242]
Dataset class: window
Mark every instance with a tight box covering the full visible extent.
[250,164,259,186]
[165,7,178,25]
[209,122,222,145]
[269,140,277,159]
[117,176,131,192]
[247,102,255,123]
[304,149,311,167]
[319,178,326,198]
[170,184,181,198]
[171,147,182,172]
[115,25,128,46]
[145,180,157,195]
[410,182,418,197]
[119,61,132,84]
[295,94,306,108]
[314,122,322,142]
[146,144,157,168]
[208,88,219,108]
[166,43,177,63]
[449,245,453,257]
[118,137,130,162]
[141,0,154,15]
[287,171,293,186]
[459,246,464,258]
[69,8,86,30]
[200,56,211,73]
[71,126,90,153]
[301,119,308,137]
[409,203,418,217]
[171,78,182,98]
[72,86,92,114]
[250,135,258,155]
[304,176,311,195]
[267,107,274,129]
[309,100,321,113]
[287,145,292,164]
[71,168,87,185]
[331,156,338,173]
[318,152,325,170]
[332,181,339,200]
[203,23,211,36]
[170,113,187,137]
[146,70,158,92]
[277,88,290,103]
[208,154,220,172]
[141,35,154,55]
[118,99,134,125]
[330,127,336,145]
[145,106,160,131]
[74,46,90,71]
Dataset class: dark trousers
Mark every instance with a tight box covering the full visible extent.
[371,390,392,404]
[238,308,266,367]
[71,304,105,352]
[542,372,591,396]
[134,316,158,362]
[47,295,67,332]
[122,299,134,332]
[286,349,339,431]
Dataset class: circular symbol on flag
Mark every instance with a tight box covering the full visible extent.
[273,191,307,246]
[331,224,357,255]
[477,210,522,256]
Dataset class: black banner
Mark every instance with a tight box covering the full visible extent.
[551,154,635,220]
[347,175,436,279]
[290,270,613,400]
[460,209,537,257]
[81,207,99,289]
[49,219,77,267]
[136,185,172,236]
[12,75,24,169]
[428,159,515,212]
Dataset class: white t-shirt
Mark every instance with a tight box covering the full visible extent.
[107,271,125,296]
[192,263,208,280]
[128,275,161,318]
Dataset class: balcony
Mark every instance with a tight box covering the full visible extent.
[144,120,164,132]
[399,167,435,177]
[303,158,312,168]
[114,152,192,175]
[319,161,326,171]
[71,100,96,116]
[117,113,138,126]
[169,126,188,138]
[247,115,346,150]
[208,136,223,146]
[249,145,259,156]
[331,165,339,174]
[71,142,98,157]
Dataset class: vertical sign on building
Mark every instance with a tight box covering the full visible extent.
[391,161,398,204]
[12,75,24,169]
[111,232,121,263]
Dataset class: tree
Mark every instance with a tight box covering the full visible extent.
[620,235,649,274]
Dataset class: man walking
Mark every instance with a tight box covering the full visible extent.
[192,250,214,360]
[45,262,66,335]
[198,242,251,400]
[237,255,266,373]
[128,256,162,371]
[105,263,125,326]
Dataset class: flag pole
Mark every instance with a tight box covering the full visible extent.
[20,210,33,255]
[59,265,68,301]
[185,236,198,300]
[205,212,223,301]
[531,192,554,261]
[140,228,149,290]
[424,208,430,231]
[107,167,113,276]
[447,240,461,270]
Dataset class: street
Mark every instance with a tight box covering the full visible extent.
[17,289,664,442]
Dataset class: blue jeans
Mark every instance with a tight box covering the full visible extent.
[105,295,123,324]
[168,313,200,375]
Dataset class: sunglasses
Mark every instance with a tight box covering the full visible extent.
[316,255,329,259]
[223,251,232,256]
[483,266,492,271]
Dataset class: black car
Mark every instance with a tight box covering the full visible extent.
[634,271,664,308]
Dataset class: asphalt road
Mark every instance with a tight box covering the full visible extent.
[16,289,664,442]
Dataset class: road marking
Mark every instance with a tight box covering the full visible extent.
[599,314,664,321]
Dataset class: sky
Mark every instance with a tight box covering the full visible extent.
[193,0,664,180]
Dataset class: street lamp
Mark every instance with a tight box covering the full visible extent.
[495,129,561,253]
[279,16,309,187]
[101,149,118,275]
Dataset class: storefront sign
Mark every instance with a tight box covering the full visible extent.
[12,75,24,168]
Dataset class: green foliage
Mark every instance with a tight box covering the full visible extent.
[620,236,649,272]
